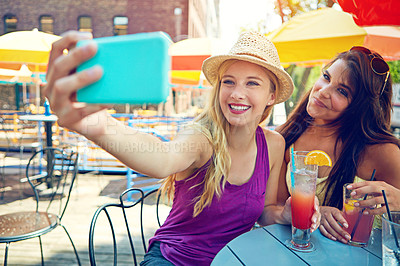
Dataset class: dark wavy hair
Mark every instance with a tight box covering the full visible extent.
[278,48,400,209]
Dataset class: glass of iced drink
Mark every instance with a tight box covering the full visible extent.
[382,211,400,265]
[342,183,375,246]
[286,151,318,252]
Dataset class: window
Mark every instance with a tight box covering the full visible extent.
[4,14,17,33]
[113,16,128,36]
[39,15,54,34]
[78,16,92,33]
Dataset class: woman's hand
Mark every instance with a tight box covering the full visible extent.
[281,197,292,223]
[347,181,400,215]
[319,206,351,244]
[310,196,321,233]
[43,31,109,136]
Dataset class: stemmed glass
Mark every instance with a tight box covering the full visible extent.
[286,151,318,252]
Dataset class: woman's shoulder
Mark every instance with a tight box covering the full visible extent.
[364,142,400,157]
[360,142,400,181]
[363,143,399,165]
[173,123,213,167]
[261,127,285,150]
[261,127,284,141]
[175,122,211,142]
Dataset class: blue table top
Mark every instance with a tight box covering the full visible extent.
[19,114,58,122]
[211,224,382,266]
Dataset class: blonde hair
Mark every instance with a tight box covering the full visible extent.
[160,59,278,217]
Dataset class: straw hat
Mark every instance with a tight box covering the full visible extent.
[202,31,294,104]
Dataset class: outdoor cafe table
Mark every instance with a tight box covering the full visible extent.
[19,114,58,189]
[211,224,382,265]
[19,114,58,148]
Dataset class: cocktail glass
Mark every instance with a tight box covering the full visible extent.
[286,151,318,252]
[342,183,375,247]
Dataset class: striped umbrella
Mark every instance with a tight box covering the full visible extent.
[169,37,226,85]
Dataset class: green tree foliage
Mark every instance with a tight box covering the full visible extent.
[275,0,333,22]
[283,65,321,114]
[388,61,400,84]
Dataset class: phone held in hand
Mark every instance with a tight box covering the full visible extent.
[76,31,171,104]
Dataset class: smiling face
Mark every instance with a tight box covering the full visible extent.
[307,59,354,124]
[219,60,276,128]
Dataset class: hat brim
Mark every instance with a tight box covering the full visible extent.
[202,54,294,104]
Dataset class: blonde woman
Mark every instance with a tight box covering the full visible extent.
[44,31,320,266]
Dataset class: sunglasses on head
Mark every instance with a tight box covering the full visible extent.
[350,46,390,96]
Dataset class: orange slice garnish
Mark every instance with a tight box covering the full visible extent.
[305,150,332,166]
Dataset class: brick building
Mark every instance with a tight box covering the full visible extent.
[0,0,220,110]
[0,0,220,40]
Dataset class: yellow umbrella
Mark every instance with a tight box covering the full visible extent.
[266,7,400,66]
[0,28,61,72]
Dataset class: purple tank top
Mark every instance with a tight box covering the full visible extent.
[148,126,270,266]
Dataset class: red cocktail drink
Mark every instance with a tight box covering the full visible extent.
[287,151,318,252]
[291,190,315,230]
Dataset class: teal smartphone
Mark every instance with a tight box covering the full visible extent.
[76,32,171,104]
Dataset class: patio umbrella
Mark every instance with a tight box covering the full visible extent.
[169,37,226,85]
[266,7,400,65]
[0,64,32,82]
[336,0,400,26]
[0,28,61,73]
[0,64,37,108]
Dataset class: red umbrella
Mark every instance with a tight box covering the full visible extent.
[335,0,400,26]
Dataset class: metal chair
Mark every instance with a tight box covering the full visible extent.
[0,147,81,266]
[0,152,5,200]
[88,186,164,266]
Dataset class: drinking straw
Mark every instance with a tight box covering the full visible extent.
[382,189,400,250]
[290,147,295,190]
[350,169,376,238]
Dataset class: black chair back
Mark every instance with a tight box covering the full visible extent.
[89,186,163,266]
[0,146,81,266]
[25,147,79,220]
